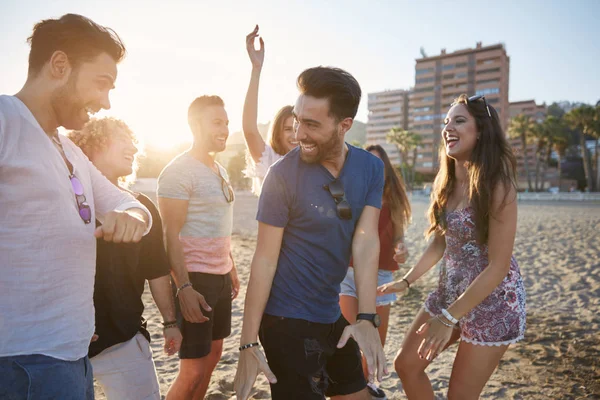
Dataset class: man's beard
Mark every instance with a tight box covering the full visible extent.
[51,71,87,130]
[300,128,343,164]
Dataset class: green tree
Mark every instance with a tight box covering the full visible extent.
[387,127,421,189]
[565,105,600,191]
[543,116,570,191]
[227,150,250,191]
[508,115,535,192]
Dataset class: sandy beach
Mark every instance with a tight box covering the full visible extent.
[95,193,600,399]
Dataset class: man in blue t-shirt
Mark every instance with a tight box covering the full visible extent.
[235,66,386,400]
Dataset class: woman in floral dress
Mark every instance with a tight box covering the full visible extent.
[379,94,526,400]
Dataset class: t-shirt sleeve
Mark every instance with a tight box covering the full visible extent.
[157,161,192,200]
[138,195,171,280]
[365,157,384,209]
[256,167,291,228]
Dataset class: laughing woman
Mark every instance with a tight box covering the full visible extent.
[379,94,526,400]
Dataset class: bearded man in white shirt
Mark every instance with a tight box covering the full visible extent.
[0,14,152,400]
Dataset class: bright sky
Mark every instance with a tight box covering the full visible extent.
[1,0,599,149]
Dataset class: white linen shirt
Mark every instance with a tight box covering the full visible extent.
[0,95,152,361]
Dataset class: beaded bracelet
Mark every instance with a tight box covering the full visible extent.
[176,282,193,298]
[162,321,178,330]
[441,308,459,325]
[238,342,260,351]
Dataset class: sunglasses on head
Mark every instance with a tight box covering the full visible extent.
[323,178,352,220]
[70,174,92,224]
[467,95,492,118]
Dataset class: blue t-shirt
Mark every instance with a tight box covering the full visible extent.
[257,144,384,323]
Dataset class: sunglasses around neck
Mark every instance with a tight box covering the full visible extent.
[323,178,352,220]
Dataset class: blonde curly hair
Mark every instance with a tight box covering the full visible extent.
[67,117,141,187]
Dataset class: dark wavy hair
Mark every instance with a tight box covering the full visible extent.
[366,145,411,232]
[296,66,361,121]
[27,14,126,76]
[268,105,294,156]
[427,94,517,244]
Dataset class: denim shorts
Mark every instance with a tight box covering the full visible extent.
[340,267,397,306]
[0,354,94,400]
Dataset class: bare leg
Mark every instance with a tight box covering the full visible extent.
[394,308,461,400]
[447,341,508,400]
[166,339,224,400]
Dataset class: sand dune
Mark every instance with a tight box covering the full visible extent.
[95,193,600,399]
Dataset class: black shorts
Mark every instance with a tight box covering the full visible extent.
[259,314,366,399]
[175,272,232,359]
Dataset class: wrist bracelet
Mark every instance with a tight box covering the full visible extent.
[176,282,193,297]
[435,315,454,328]
[239,342,260,351]
[402,278,410,288]
[163,322,178,330]
[441,308,459,325]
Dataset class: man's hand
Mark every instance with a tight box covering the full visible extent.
[163,327,183,356]
[231,266,241,300]
[234,346,277,400]
[94,209,147,243]
[393,242,409,264]
[178,286,212,323]
[246,25,264,70]
[337,320,387,383]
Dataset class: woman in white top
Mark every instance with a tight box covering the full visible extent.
[243,25,297,196]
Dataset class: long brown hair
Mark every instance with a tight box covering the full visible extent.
[366,145,411,232]
[427,94,517,244]
[268,105,294,156]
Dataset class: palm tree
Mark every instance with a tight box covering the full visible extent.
[508,115,535,192]
[565,105,598,191]
[387,127,420,188]
[543,116,569,191]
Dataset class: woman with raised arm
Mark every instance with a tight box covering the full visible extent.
[242,25,296,195]
[379,94,526,400]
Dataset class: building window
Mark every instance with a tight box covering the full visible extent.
[477,68,501,75]
[456,72,468,79]
[413,106,432,112]
[421,162,433,168]
[476,78,500,85]
[442,64,455,71]
[487,97,500,104]
[414,86,434,93]
[416,67,435,75]
[475,87,500,96]
[390,107,402,112]
[422,96,434,102]
[443,73,455,80]
[416,77,435,84]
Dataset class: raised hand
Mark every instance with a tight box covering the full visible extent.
[377,278,409,296]
[393,241,409,264]
[246,24,265,70]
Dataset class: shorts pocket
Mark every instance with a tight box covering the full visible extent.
[135,334,153,360]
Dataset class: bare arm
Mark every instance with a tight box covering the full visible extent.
[339,205,386,382]
[234,222,283,398]
[158,197,211,323]
[240,222,284,344]
[243,25,267,163]
[148,275,176,322]
[446,185,518,320]
[378,232,446,295]
[157,197,190,287]
[149,275,182,355]
[352,205,381,314]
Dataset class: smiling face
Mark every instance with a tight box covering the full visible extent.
[442,103,479,162]
[190,105,230,153]
[50,52,117,130]
[293,94,345,164]
[88,127,138,181]
[279,116,298,153]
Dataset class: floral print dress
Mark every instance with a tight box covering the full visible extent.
[424,207,526,346]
